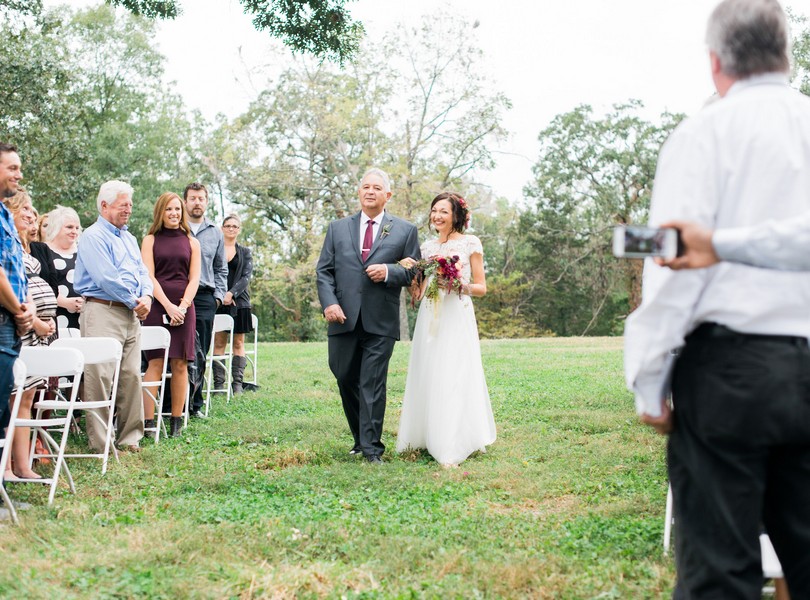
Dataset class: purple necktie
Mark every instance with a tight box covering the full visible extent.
[362,219,375,262]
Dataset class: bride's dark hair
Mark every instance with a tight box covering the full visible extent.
[430,192,470,233]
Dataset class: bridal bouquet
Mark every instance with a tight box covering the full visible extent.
[404,255,464,302]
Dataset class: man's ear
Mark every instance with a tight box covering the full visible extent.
[709,51,722,76]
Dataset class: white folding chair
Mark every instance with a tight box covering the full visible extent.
[16,347,84,505]
[57,327,81,340]
[204,313,234,414]
[38,337,123,475]
[244,313,259,388]
[140,326,171,443]
[0,359,28,524]
[56,315,69,330]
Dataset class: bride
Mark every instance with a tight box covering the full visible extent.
[396,192,496,467]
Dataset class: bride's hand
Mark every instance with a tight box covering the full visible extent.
[398,257,417,269]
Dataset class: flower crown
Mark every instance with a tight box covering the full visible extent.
[456,195,471,229]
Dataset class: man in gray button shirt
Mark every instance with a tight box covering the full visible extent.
[183,182,227,417]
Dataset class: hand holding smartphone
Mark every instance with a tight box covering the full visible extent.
[612,225,680,260]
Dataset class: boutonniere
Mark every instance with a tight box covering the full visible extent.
[380,222,393,239]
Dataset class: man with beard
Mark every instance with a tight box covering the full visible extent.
[0,144,34,441]
[183,183,227,417]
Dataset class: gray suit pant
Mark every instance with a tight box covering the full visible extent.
[328,318,395,457]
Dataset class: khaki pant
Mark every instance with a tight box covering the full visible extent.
[80,301,143,450]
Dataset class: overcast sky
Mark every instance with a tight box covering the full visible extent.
[48,0,810,202]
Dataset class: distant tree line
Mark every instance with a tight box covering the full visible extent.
[2,3,809,340]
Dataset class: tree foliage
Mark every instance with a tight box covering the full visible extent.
[518,102,682,336]
[0,5,205,233]
[106,0,362,63]
[217,15,510,340]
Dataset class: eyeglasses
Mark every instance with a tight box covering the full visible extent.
[222,224,240,230]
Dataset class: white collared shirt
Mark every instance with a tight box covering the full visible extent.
[713,211,810,271]
[624,73,810,415]
[360,210,383,254]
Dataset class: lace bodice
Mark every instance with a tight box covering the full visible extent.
[420,235,483,283]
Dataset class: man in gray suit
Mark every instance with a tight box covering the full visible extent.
[316,168,421,464]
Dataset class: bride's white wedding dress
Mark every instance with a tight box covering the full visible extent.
[396,234,496,465]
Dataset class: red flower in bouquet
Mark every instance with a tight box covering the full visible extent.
[403,254,463,302]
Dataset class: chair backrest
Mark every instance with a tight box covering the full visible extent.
[213,314,234,334]
[58,327,81,339]
[251,313,258,330]
[141,325,171,351]
[51,337,123,365]
[12,358,26,388]
[56,315,69,329]
[21,346,84,378]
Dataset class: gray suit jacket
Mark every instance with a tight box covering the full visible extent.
[316,211,421,339]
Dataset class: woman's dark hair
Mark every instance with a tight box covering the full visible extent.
[430,192,470,233]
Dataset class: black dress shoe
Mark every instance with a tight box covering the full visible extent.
[365,455,383,464]
[349,445,362,455]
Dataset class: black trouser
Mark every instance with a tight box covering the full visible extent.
[328,316,395,457]
[190,289,217,412]
[670,324,810,600]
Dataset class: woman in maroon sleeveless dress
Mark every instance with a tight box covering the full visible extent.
[141,192,201,437]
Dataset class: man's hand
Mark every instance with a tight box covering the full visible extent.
[640,399,673,435]
[655,220,719,270]
[365,264,387,283]
[223,291,234,306]
[14,302,35,335]
[134,296,152,321]
[323,304,346,324]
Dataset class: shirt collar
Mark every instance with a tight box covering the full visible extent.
[726,72,790,98]
[361,210,385,225]
[97,215,128,236]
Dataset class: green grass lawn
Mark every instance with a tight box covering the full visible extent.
[0,338,674,599]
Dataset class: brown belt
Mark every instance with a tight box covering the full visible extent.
[85,296,129,309]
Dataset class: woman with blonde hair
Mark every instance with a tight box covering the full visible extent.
[141,192,200,437]
[213,214,254,394]
[2,189,57,480]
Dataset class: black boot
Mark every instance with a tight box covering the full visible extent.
[212,361,227,391]
[144,418,156,438]
[231,355,247,395]
[170,416,183,437]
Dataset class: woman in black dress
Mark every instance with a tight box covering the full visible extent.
[141,192,201,437]
[213,215,254,394]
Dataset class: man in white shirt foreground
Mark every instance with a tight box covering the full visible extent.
[624,0,810,597]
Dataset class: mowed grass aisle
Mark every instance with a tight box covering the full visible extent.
[0,338,674,598]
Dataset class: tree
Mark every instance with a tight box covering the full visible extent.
[0,5,204,232]
[107,0,362,63]
[520,102,681,336]
[217,14,510,340]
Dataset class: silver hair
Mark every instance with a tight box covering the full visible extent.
[45,205,81,243]
[706,0,790,77]
[96,180,134,213]
[360,168,392,193]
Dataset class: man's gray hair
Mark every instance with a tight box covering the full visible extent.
[45,205,81,243]
[360,168,392,193]
[706,0,790,78]
[96,180,133,213]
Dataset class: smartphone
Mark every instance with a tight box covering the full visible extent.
[162,314,171,325]
[612,225,679,259]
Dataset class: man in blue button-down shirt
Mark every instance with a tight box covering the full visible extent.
[75,180,153,452]
[0,144,34,443]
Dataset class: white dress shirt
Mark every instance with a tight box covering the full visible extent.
[624,73,810,416]
[360,211,383,254]
[360,210,388,281]
[714,211,810,271]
